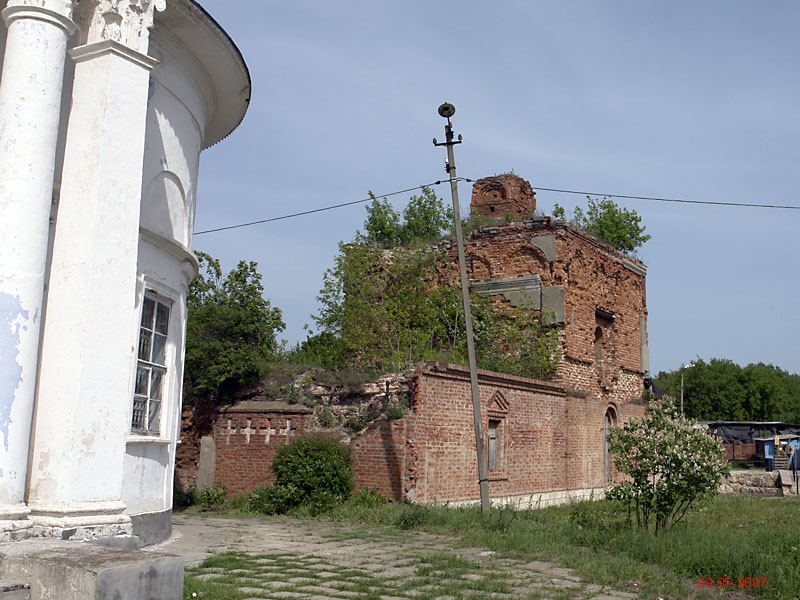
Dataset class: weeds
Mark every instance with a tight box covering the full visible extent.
[194,485,229,511]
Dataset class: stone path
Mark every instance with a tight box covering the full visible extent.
[155,514,641,600]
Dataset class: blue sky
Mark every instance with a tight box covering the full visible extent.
[193,1,800,375]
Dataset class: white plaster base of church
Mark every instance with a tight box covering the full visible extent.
[0,0,250,551]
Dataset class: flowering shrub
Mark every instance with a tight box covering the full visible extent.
[607,397,730,534]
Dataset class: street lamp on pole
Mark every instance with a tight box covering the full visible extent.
[680,361,696,417]
[433,102,490,512]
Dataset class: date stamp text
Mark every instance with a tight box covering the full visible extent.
[697,577,766,590]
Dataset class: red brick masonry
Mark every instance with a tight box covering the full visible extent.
[213,401,312,496]
[351,363,644,503]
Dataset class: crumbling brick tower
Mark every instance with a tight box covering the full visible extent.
[471,173,537,219]
[456,174,650,489]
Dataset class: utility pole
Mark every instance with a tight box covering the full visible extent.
[680,361,695,418]
[433,103,490,512]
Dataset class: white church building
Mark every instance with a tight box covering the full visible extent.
[0,0,249,545]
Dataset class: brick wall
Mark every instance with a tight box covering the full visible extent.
[351,418,411,500]
[175,400,216,495]
[470,174,537,219]
[351,363,641,504]
[725,442,757,462]
[213,401,312,496]
[191,174,651,505]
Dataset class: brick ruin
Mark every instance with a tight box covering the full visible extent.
[456,173,649,410]
[211,402,312,496]
[351,363,635,504]
[177,174,650,506]
[176,374,414,497]
[470,173,537,220]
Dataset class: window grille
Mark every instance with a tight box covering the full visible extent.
[132,294,169,435]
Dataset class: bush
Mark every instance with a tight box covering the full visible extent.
[195,485,229,511]
[173,485,195,509]
[247,434,354,515]
[317,406,335,428]
[386,403,408,420]
[607,397,730,534]
[343,412,370,433]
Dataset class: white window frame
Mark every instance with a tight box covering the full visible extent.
[131,291,172,436]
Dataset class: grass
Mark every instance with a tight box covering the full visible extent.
[183,494,800,599]
[324,495,800,599]
[186,548,520,599]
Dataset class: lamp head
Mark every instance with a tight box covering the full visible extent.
[437,102,456,119]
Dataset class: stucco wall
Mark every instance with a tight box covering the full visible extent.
[140,28,207,249]
[120,27,211,524]
[122,238,192,517]
[0,14,5,82]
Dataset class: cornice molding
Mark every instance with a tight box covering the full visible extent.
[139,225,199,281]
[69,37,158,70]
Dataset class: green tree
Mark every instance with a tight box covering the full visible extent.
[655,359,800,422]
[358,193,403,247]
[313,243,460,371]
[553,196,650,254]
[607,397,730,534]
[399,185,453,245]
[356,186,452,248]
[306,186,560,377]
[185,252,285,403]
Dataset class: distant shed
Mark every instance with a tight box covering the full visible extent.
[705,421,800,466]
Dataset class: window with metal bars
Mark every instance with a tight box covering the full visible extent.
[131,294,170,435]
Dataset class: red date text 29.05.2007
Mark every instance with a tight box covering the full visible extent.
[697,578,766,589]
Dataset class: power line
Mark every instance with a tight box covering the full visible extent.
[194,177,800,236]
[527,185,800,211]
[193,181,447,235]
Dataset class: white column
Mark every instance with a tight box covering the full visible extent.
[27,0,164,538]
[0,0,74,534]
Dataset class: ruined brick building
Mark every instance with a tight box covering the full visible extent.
[466,174,649,402]
[183,174,650,506]
[349,174,650,504]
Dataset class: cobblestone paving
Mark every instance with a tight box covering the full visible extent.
[157,514,641,600]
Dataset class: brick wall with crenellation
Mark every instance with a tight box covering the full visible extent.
[213,401,312,496]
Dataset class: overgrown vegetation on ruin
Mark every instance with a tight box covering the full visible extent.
[553,195,650,254]
[293,187,561,378]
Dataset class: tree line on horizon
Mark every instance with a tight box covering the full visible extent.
[654,358,800,423]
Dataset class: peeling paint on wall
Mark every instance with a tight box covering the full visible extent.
[0,292,29,452]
